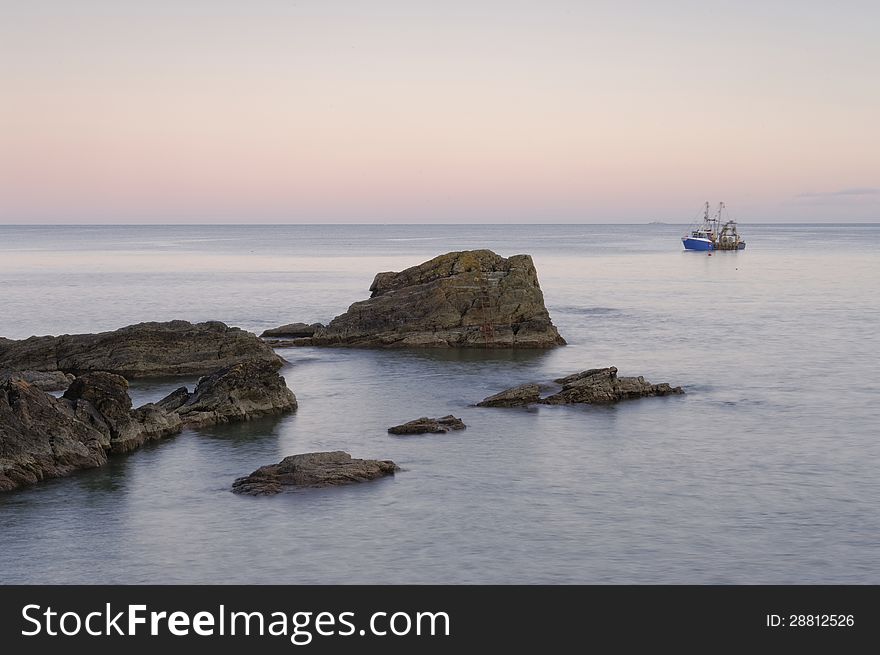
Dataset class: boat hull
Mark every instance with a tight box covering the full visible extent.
[682,237,714,251]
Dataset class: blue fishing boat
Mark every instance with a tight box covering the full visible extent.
[682,202,746,251]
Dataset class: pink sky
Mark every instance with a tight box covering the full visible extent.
[1,1,878,223]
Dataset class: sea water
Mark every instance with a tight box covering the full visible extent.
[0,223,878,583]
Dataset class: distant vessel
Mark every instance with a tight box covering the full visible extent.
[682,202,746,251]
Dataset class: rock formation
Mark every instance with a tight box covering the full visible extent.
[0,371,177,491]
[1,379,110,491]
[232,451,399,495]
[388,415,466,435]
[477,367,684,407]
[157,361,297,427]
[0,320,282,378]
[0,362,297,492]
[261,323,323,338]
[288,250,565,348]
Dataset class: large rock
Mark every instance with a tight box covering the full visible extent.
[232,451,399,495]
[0,370,75,392]
[0,362,297,492]
[292,250,565,348]
[161,361,297,427]
[477,367,684,407]
[0,320,282,378]
[388,415,466,435]
[0,379,109,491]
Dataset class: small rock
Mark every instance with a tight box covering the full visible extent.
[476,383,543,407]
[542,367,684,404]
[0,370,75,392]
[261,323,323,338]
[477,367,684,407]
[388,415,466,434]
[232,451,399,495]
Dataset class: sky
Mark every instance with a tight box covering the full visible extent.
[1,0,878,223]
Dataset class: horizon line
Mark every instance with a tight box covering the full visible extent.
[1,221,879,227]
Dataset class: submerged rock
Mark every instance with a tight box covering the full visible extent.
[261,323,323,338]
[232,451,399,495]
[162,361,297,427]
[291,250,565,348]
[477,367,684,408]
[0,370,75,392]
[0,320,282,378]
[262,338,311,348]
[388,415,466,435]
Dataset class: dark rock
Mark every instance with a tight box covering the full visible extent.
[1,361,297,492]
[63,372,145,453]
[163,360,297,427]
[261,323,323,338]
[388,415,466,434]
[0,379,109,491]
[232,451,399,495]
[291,250,565,348]
[0,320,282,378]
[155,386,190,412]
[476,383,543,407]
[542,367,684,404]
[478,367,684,407]
[131,404,183,441]
[0,370,75,392]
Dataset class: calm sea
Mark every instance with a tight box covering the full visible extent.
[1,224,878,583]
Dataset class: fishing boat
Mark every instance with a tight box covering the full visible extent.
[682,202,746,251]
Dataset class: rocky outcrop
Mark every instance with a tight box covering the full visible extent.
[159,361,297,427]
[0,370,75,392]
[477,367,684,407]
[1,362,297,492]
[261,323,323,338]
[0,320,282,378]
[290,250,565,348]
[232,451,399,495]
[0,372,181,491]
[476,383,543,407]
[0,379,110,491]
[388,415,466,435]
